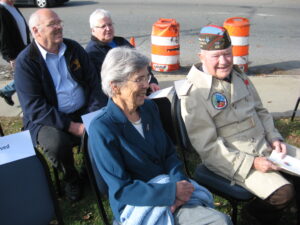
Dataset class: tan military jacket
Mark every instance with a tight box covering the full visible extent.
[178,64,299,199]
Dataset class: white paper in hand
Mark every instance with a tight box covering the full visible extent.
[268,150,300,176]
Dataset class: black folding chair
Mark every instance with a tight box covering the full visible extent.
[80,132,110,225]
[20,125,63,197]
[0,132,64,225]
[170,93,254,225]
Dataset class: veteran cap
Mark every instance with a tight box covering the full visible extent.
[199,25,231,50]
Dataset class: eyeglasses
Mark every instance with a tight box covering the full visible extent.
[94,23,114,30]
[127,74,151,85]
[45,20,63,28]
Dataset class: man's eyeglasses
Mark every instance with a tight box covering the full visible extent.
[127,74,151,85]
[46,20,63,28]
[94,23,114,30]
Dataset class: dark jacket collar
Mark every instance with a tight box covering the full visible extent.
[90,35,131,48]
[90,35,109,47]
[106,98,129,124]
[105,98,157,156]
[28,38,74,62]
[106,98,150,124]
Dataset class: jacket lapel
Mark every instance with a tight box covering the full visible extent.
[187,64,213,101]
[107,100,157,157]
[231,71,250,103]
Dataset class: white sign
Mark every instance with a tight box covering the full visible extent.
[0,130,35,165]
[148,86,174,99]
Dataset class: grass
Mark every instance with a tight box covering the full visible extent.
[1,116,299,225]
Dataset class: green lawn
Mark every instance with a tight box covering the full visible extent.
[1,116,299,225]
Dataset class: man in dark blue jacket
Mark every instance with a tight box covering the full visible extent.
[85,8,160,102]
[15,9,105,201]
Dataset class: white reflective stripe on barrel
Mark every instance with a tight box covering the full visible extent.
[151,36,179,46]
[230,36,249,46]
[151,54,179,65]
[233,55,248,65]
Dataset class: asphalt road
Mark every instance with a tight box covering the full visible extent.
[2,0,300,75]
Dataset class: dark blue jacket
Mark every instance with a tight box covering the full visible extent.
[88,99,187,222]
[15,38,106,145]
[85,36,132,76]
[0,5,30,62]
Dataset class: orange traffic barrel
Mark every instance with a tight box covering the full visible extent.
[151,18,180,72]
[224,17,250,72]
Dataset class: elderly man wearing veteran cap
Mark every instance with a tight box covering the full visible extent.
[178,24,300,225]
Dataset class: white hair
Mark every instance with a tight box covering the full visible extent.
[89,9,111,29]
[28,11,40,35]
[101,47,150,98]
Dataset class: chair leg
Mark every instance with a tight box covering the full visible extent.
[0,123,4,136]
[178,147,192,178]
[291,97,300,122]
[97,196,110,225]
[53,166,63,197]
[229,200,238,225]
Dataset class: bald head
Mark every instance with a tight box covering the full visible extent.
[29,9,59,35]
[29,9,63,54]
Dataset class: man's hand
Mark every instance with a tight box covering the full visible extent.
[170,199,185,213]
[9,60,16,70]
[253,156,280,173]
[68,122,85,137]
[175,180,194,202]
[272,140,287,158]
[149,83,160,93]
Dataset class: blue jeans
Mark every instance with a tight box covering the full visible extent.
[0,80,15,97]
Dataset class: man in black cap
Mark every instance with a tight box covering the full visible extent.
[177,24,300,224]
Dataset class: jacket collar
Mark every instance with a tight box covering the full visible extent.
[106,98,129,124]
[106,98,157,155]
[230,69,250,103]
[106,98,151,125]
[90,35,110,47]
[187,63,212,100]
[187,64,249,102]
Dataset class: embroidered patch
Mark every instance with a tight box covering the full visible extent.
[71,59,81,71]
[244,79,249,86]
[211,92,227,110]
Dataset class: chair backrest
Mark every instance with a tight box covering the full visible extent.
[0,132,64,225]
[152,97,177,144]
[151,97,193,177]
[170,93,196,176]
[171,93,196,152]
[81,132,110,225]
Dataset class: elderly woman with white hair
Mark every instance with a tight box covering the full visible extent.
[88,47,232,225]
